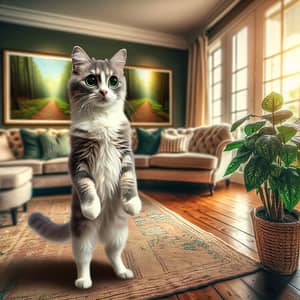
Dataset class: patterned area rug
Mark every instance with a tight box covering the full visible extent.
[0,192,259,299]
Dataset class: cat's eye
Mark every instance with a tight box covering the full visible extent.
[108,76,119,89]
[85,75,97,87]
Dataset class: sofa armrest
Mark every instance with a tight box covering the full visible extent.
[213,139,233,183]
[215,139,231,166]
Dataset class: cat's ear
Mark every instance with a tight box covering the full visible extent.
[71,46,92,74]
[110,49,127,69]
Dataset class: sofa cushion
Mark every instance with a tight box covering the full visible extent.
[150,153,218,170]
[40,132,70,160]
[20,129,42,159]
[134,155,150,168]
[135,128,163,155]
[43,157,69,174]
[158,131,193,153]
[0,159,43,175]
[0,133,15,161]
[2,128,70,159]
[0,166,32,189]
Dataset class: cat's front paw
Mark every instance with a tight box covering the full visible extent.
[116,268,134,279]
[123,196,142,216]
[75,277,92,289]
[81,194,101,220]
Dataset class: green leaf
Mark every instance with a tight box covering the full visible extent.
[244,133,261,151]
[262,110,293,124]
[231,114,252,132]
[224,146,252,176]
[224,139,245,151]
[277,125,297,143]
[262,92,283,112]
[255,135,282,162]
[279,144,298,166]
[270,163,282,177]
[244,156,270,192]
[237,145,252,156]
[258,126,276,135]
[244,121,266,136]
[277,168,300,211]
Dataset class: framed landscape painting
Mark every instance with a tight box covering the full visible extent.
[3,50,72,125]
[125,66,173,127]
[3,50,173,126]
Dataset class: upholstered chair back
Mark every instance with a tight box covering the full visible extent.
[189,125,231,155]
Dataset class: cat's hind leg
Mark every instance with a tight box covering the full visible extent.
[104,225,134,279]
[72,230,97,289]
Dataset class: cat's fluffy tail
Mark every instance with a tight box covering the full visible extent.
[28,212,70,242]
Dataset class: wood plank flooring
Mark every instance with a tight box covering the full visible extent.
[139,181,300,300]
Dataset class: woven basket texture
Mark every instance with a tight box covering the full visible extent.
[251,207,300,275]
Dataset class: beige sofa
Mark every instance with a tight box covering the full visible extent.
[0,125,232,195]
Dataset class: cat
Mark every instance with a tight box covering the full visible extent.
[28,46,142,289]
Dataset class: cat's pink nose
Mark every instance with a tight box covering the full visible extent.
[100,90,108,96]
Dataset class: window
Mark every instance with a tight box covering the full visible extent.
[264,0,300,119]
[231,27,248,122]
[207,0,300,126]
[207,15,253,125]
[208,44,223,124]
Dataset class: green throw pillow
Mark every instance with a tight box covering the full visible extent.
[135,128,163,155]
[39,132,70,160]
[20,129,42,159]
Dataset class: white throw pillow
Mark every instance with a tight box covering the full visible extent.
[158,132,192,153]
[0,133,15,161]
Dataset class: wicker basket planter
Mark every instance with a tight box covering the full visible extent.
[251,207,300,275]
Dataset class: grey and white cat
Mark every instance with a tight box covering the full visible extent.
[28,46,142,289]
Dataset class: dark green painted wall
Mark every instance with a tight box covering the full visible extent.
[0,21,188,128]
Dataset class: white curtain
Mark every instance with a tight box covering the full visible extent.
[186,35,209,127]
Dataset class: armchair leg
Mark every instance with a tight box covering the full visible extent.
[10,208,18,225]
[225,179,231,187]
[23,203,28,212]
[208,184,215,196]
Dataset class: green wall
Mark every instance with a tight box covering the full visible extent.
[0,21,188,128]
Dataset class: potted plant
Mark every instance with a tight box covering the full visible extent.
[224,92,300,275]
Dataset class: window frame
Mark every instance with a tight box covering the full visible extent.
[208,13,255,124]
[260,0,300,118]
[208,0,300,124]
[208,40,223,124]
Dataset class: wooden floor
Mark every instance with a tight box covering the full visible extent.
[139,181,300,300]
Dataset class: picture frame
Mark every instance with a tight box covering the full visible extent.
[3,49,72,125]
[3,50,173,126]
[125,65,173,127]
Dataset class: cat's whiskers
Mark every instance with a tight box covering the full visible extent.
[79,95,100,112]
[74,93,92,105]
[78,95,93,111]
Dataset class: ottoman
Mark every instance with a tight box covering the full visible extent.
[0,166,33,225]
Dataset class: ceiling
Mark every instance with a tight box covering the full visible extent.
[0,0,236,48]
[0,0,231,35]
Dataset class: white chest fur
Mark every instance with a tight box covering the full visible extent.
[93,127,122,202]
[71,120,123,202]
